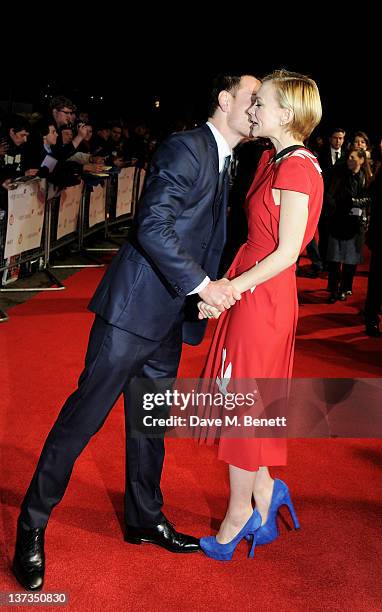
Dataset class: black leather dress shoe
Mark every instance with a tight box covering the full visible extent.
[125,517,200,553]
[12,522,45,591]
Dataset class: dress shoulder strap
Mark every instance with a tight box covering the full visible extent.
[287,148,322,174]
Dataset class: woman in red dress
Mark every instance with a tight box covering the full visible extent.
[198,70,323,560]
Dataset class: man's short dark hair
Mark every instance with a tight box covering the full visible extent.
[36,119,55,138]
[97,122,111,131]
[330,128,346,136]
[5,114,31,134]
[50,95,75,112]
[207,75,244,117]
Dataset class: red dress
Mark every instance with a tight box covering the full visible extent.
[201,147,323,471]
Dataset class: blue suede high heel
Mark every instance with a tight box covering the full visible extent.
[200,508,262,561]
[253,479,300,546]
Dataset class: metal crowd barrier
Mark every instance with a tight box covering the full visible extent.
[86,165,143,253]
[0,183,64,322]
[0,165,144,322]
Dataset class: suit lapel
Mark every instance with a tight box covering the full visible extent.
[200,124,228,228]
[201,124,219,174]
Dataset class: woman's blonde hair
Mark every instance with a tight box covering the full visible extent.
[263,69,322,141]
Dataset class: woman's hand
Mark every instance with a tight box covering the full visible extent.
[197,301,222,320]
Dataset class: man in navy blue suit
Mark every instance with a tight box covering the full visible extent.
[13,74,260,591]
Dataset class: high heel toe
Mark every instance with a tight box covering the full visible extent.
[200,509,262,561]
[255,479,300,546]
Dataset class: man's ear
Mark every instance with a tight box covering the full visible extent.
[218,90,230,113]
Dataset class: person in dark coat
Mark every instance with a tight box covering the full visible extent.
[364,168,382,336]
[326,148,372,302]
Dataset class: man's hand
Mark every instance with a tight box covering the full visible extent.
[25,169,39,177]
[2,178,17,191]
[76,123,89,140]
[199,278,241,312]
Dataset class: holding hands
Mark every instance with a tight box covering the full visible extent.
[198,278,241,320]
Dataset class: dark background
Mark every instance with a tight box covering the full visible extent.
[1,18,379,141]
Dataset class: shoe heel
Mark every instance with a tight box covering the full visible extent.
[248,532,258,558]
[278,509,293,531]
[284,492,300,530]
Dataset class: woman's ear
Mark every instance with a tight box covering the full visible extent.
[280,108,294,126]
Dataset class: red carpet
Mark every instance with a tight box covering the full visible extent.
[1,259,382,611]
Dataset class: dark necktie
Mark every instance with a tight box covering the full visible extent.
[219,155,231,192]
[213,155,231,224]
[334,151,340,163]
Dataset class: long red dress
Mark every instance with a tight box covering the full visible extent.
[201,147,323,471]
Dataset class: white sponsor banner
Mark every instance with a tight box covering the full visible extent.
[5,180,46,258]
[116,167,135,217]
[89,184,106,227]
[57,183,83,240]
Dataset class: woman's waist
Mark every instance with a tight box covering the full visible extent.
[230,242,296,275]
[239,240,276,261]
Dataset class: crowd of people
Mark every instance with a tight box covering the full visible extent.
[308,127,381,337]
[1,97,382,338]
[0,95,160,286]
[0,95,158,196]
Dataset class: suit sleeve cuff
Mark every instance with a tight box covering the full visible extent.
[187,276,210,295]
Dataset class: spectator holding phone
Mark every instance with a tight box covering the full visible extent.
[0,115,37,193]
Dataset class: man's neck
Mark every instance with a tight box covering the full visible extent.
[208,117,243,150]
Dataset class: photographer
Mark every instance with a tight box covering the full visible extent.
[326,148,372,302]
[48,96,89,161]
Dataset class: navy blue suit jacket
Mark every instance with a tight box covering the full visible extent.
[89,124,228,345]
